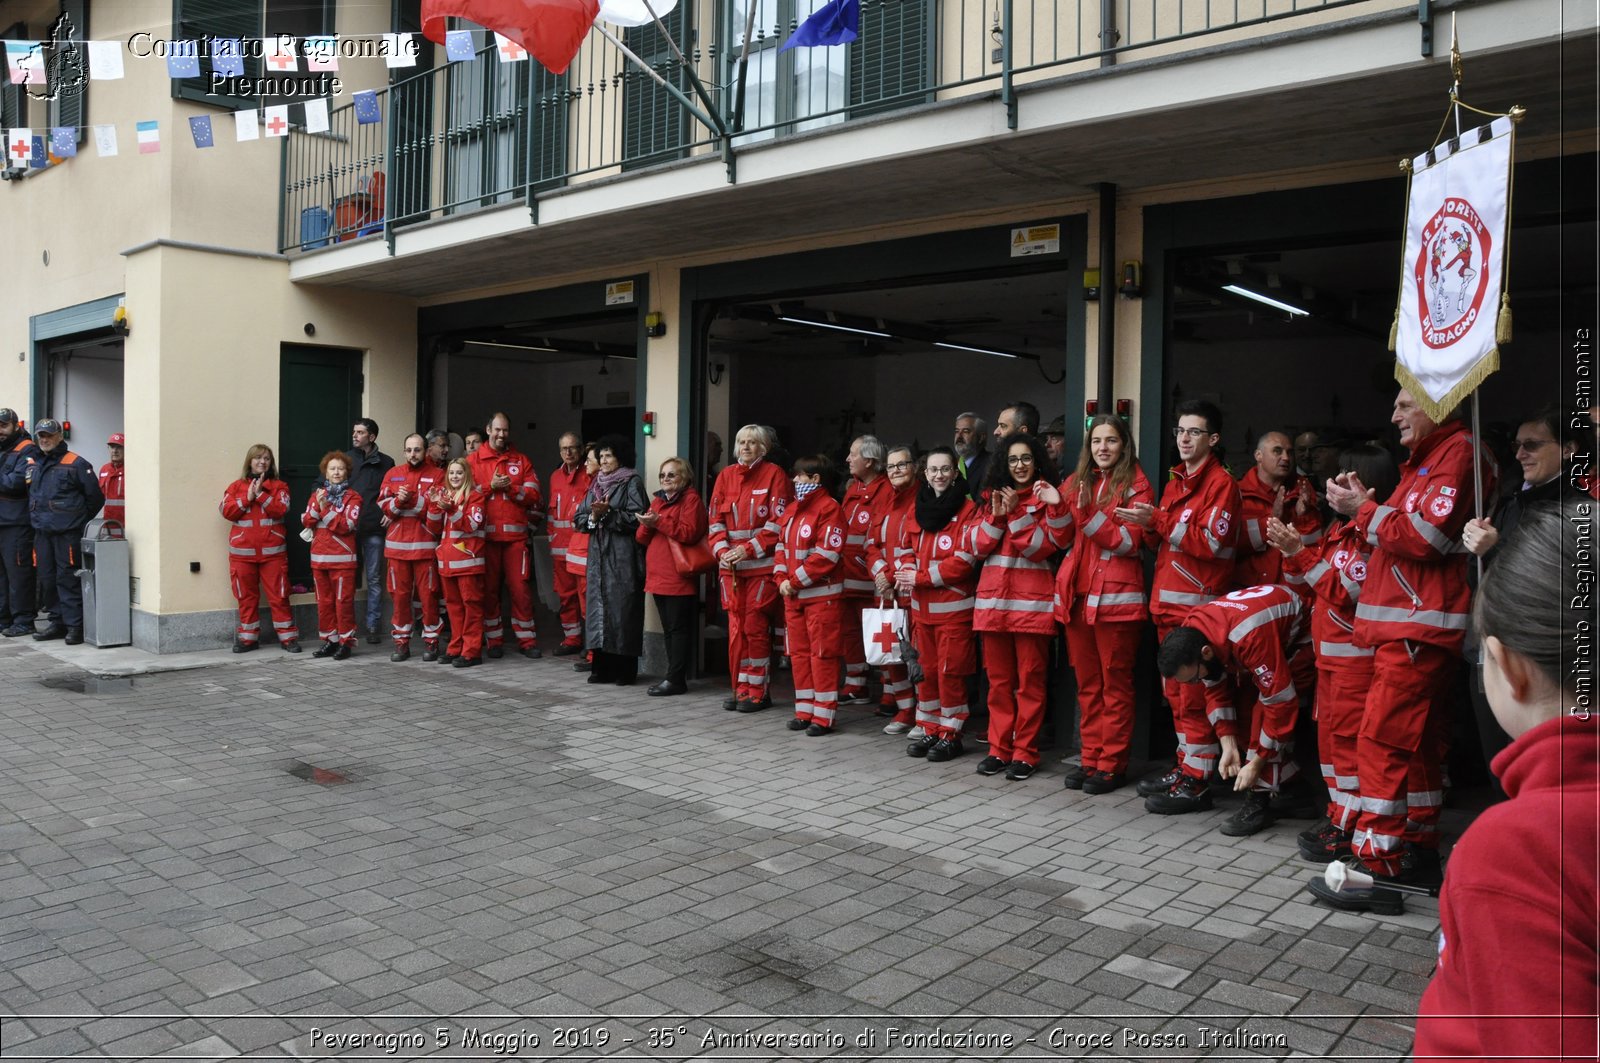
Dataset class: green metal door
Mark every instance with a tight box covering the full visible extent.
[279,345,363,587]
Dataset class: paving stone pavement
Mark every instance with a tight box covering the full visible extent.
[0,636,1465,1060]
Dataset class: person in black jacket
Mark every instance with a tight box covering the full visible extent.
[953,411,991,502]
[27,419,104,644]
[0,409,40,637]
[346,418,395,643]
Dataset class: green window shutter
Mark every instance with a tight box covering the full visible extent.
[527,62,566,189]
[849,0,929,117]
[1,21,24,133]
[52,0,89,144]
[173,0,263,107]
[621,6,688,168]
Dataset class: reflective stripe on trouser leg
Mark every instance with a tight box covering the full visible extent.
[505,539,538,648]
[336,573,357,642]
[552,559,583,642]
[729,576,775,701]
[1318,662,1370,830]
[230,560,260,642]
[313,568,338,640]
[1174,670,1224,779]
[481,541,507,646]
[261,554,298,642]
[841,600,868,696]
[919,621,975,738]
[802,596,843,724]
[1066,609,1141,774]
[881,663,914,711]
[785,598,815,722]
[390,559,414,644]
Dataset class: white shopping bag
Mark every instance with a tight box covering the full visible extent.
[861,601,909,667]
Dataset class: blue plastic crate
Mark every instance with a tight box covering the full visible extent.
[299,206,331,250]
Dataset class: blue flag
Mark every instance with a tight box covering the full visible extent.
[29,135,47,167]
[50,127,76,158]
[780,0,859,50]
[213,38,244,78]
[189,115,214,148]
[353,90,382,126]
[445,29,476,61]
[166,40,200,78]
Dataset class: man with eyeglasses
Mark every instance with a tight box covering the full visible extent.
[547,431,592,656]
[1114,399,1242,814]
[840,435,894,707]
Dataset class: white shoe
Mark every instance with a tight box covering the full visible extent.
[883,720,910,735]
[907,725,926,739]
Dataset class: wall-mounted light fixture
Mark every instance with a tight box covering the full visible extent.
[645,311,667,338]
[1119,261,1143,300]
[1083,269,1102,302]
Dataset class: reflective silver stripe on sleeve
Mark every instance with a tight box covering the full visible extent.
[1007,513,1036,534]
[1305,560,1332,586]
[1112,527,1135,556]
[1083,511,1107,538]
[984,554,1049,571]
[1367,505,1395,545]
[549,519,574,529]
[1260,685,1298,706]
[1228,601,1298,642]
[1408,511,1454,554]
[1353,603,1470,630]
[1318,641,1373,658]
[1156,589,1215,607]
[1202,528,1234,558]
[1046,512,1073,530]
[1168,521,1188,550]
[1247,522,1265,550]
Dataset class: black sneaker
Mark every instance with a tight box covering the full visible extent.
[487,646,504,659]
[366,631,381,645]
[63,629,84,646]
[520,646,542,660]
[312,641,339,658]
[736,696,772,714]
[926,737,965,762]
[573,660,591,672]
[438,653,456,665]
[32,624,66,642]
[453,655,481,668]
[2,624,33,638]
[723,697,740,711]
[333,642,353,661]
[1219,790,1276,837]
[906,733,939,758]
[390,647,410,662]
[422,644,439,662]
[1004,760,1036,782]
[232,640,257,654]
[554,642,583,656]
[1061,763,1087,790]
[1305,858,1407,916]
[805,723,832,736]
[786,717,809,731]
[974,755,1006,776]
[1136,764,1184,797]
[1144,774,1214,814]
[1269,775,1320,820]
[281,640,301,654]
[1082,771,1125,795]
[1298,818,1353,863]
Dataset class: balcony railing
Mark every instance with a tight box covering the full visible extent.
[280,0,1402,254]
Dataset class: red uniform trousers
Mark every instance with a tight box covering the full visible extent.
[551,559,584,646]
[312,568,357,644]
[1353,639,1455,875]
[1063,603,1142,776]
[983,631,1051,766]
[387,558,441,648]
[1156,621,1232,779]
[441,574,484,660]
[912,620,975,739]
[481,538,537,649]
[1233,643,1315,790]
[786,596,843,726]
[228,555,299,646]
[1316,660,1372,831]
[840,597,870,699]
[724,575,782,702]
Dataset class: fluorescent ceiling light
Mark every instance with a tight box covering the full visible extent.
[1222,284,1310,317]
[935,341,1020,359]
[778,315,891,339]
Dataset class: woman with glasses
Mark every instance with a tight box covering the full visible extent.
[575,434,650,686]
[970,432,1072,781]
[637,456,707,696]
[869,446,920,733]
[1055,415,1154,795]
[220,444,301,653]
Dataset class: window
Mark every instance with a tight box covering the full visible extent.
[172,0,335,109]
[622,2,691,166]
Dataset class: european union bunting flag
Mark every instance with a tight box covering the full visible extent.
[353,90,382,125]
[213,38,245,78]
[166,41,200,78]
[29,135,47,167]
[445,29,477,61]
[189,115,215,148]
[779,0,858,50]
[50,127,76,158]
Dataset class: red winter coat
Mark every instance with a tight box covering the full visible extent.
[98,462,125,526]
[1351,420,1495,651]
[636,487,708,597]
[895,495,979,625]
[427,488,487,578]
[841,474,893,595]
[220,477,291,561]
[867,481,917,586]
[708,459,792,581]
[1055,466,1154,625]
[1146,454,1241,626]
[301,487,362,570]
[1281,519,1372,670]
[971,481,1072,635]
[774,489,845,602]
[1183,584,1307,748]
[467,442,543,543]
[377,459,443,562]
[1233,467,1324,589]
[547,462,593,561]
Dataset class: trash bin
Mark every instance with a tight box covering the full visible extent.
[80,518,130,648]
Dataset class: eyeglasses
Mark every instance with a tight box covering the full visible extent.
[1514,439,1553,453]
[886,461,913,471]
[658,472,679,480]
[1173,427,1212,439]
[1006,455,1035,466]
[925,466,955,477]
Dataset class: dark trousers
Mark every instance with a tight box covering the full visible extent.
[591,649,638,684]
[653,593,696,684]
[0,524,35,627]
[35,528,82,630]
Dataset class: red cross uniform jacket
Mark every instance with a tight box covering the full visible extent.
[377,460,444,562]
[1146,454,1241,626]
[220,478,291,561]
[426,489,487,577]
[841,475,893,595]
[1233,467,1324,589]
[774,489,844,601]
[467,443,543,543]
[301,488,362,570]
[1280,519,1373,671]
[866,481,917,585]
[1054,466,1154,625]
[1184,584,1307,749]
[708,459,792,581]
[971,482,1073,635]
[895,497,980,625]
[1350,420,1495,652]
[547,463,593,562]
[98,462,125,526]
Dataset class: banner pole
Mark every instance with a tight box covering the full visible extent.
[1450,17,1486,571]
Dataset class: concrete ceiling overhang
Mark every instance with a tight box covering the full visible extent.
[289,1,1594,299]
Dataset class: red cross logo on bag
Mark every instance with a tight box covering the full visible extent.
[873,623,898,655]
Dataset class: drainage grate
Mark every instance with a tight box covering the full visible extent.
[39,675,134,694]
[285,761,355,786]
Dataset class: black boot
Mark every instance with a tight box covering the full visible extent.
[312,640,339,658]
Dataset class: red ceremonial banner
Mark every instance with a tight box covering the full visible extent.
[422,0,600,75]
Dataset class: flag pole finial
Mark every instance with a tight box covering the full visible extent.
[1449,14,1462,87]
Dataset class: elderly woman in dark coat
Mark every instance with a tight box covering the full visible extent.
[575,434,650,685]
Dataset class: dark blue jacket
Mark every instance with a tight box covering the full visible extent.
[346,447,394,536]
[0,431,40,527]
[28,446,104,533]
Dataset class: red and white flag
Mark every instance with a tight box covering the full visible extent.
[422,0,600,75]
[1393,116,1514,420]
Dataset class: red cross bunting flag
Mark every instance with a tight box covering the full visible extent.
[1391,115,1515,421]
[422,0,600,76]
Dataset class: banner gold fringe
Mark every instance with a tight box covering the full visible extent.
[1495,291,1513,344]
[1388,308,1399,352]
[1394,350,1500,424]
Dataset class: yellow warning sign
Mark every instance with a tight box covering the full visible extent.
[1010,224,1061,258]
